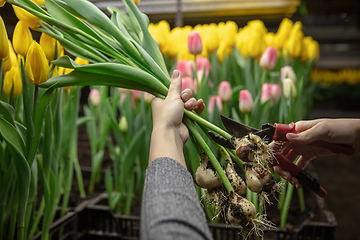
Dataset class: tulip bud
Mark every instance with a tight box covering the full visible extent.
[260,83,271,104]
[205,26,219,54]
[74,56,89,65]
[0,1,5,7]
[259,47,277,70]
[0,16,9,59]
[13,21,33,56]
[3,67,22,97]
[188,31,203,55]
[176,60,188,77]
[218,81,232,102]
[208,95,223,114]
[2,42,18,73]
[280,66,297,83]
[39,33,57,61]
[89,89,100,107]
[25,41,50,85]
[182,76,197,94]
[239,90,253,113]
[12,5,40,29]
[119,116,128,133]
[131,90,142,100]
[196,56,211,77]
[282,78,297,99]
[32,0,45,5]
[270,83,281,101]
[133,0,140,5]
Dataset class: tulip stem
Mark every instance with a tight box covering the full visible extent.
[33,85,39,123]
[261,69,267,85]
[0,59,3,99]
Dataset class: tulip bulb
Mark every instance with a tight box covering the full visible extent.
[225,160,246,196]
[195,153,222,190]
[244,163,273,193]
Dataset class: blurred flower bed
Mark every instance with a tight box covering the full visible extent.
[0,0,326,239]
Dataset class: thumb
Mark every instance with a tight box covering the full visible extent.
[167,70,182,100]
[286,123,324,145]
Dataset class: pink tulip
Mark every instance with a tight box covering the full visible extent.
[239,90,253,113]
[176,59,187,77]
[197,69,205,85]
[270,83,281,101]
[260,83,271,104]
[182,76,197,93]
[259,46,277,70]
[208,95,223,114]
[281,66,297,83]
[131,90,142,100]
[185,60,195,77]
[89,89,100,107]
[196,56,211,77]
[188,31,203,55]
[218,81,232,102]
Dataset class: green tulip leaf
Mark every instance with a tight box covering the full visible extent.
[0,101,16,127]
[0,117,26,155]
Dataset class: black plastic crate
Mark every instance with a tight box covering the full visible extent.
[30,192,336,240]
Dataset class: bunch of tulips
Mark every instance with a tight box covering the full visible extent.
[0,0,321,238]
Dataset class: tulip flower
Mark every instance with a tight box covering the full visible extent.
[208,95,223,114]
[133,0,140,5]
[281,66,297,83]
[89,89,100,106]
[32,0,45,5]
[131,90,142,100]
[0,1,5,7]
[218,81,232,102]
[196,56,211,77]
[176,60,188,77]
[273,18,293,50]
[270,83,281,101]
[74,57,89,65]
[25,41,50,85]
[0,16,9,60]
[260,83,271,104]
[40,33,58,61]
[188,31,203,55]
[205,26,219,54]
[12,5,40,29]
[282,78,297,99]
[182,76,197,93]
[239,90,253,113]
[3,67,22,97]
[259,47,277,70]
[119,116,128,133]
[13,21,33,56]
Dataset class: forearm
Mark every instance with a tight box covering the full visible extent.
[149,126,187,168]
[141,157,213,240]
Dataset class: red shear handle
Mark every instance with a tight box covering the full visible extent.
[273,123,355,155]
[271,152,327,198]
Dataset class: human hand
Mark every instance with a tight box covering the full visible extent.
[273,118,360,188]
[149,70,205,167]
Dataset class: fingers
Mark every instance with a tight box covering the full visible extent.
[167,70,182,100]
[181,88,205,115]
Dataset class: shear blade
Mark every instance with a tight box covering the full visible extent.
[220,115,258,138]
[208,131,235,150]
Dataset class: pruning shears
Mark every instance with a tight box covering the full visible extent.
[208,115,355,198]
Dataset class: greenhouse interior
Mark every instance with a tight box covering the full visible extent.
[0,0,360,240]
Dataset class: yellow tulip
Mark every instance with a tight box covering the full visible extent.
[25,41,50,85]
[13,21,33,56]
[282,30,303,60]
[306,38,319,61]
[204,26,219,54]
[0,1,5,7]
[273,18,293,50]
[74,57,89,65]
[12,5,40,29]
[149,20,170,55]
[217,41,232,64]
[40,33,57,61]
[247,19,267,36]
[32,0,45,5]
[247,31,265,59]
[133,0,140,5]
[0,16,9,59]
[4,67,22,97]
[2,54,11,73]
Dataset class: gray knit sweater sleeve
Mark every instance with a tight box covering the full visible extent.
[140,157,213,240]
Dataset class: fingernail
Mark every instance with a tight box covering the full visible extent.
[181,91,189,100]
[172,70,180,79]
[287,133,299,139]
[186,101,194,109]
